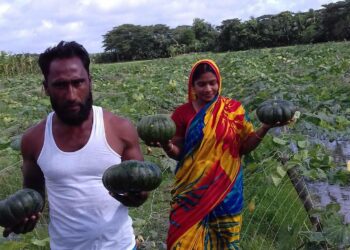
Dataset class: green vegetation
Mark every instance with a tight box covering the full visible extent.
[0,52,39,77]
[0,41,349,249]
[98,1,350,62]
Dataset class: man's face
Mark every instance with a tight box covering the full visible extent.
[45,57,92,126]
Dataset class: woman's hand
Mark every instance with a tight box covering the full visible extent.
[148,138,182,160]
[147,140,175,154]
[147,140,172,149]
[3,213,41,237]
[262,119,293,129]
[109,191,149,207]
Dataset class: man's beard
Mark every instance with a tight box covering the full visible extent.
[50,91,93,126]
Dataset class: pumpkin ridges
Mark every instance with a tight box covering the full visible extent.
[25,189,44,213]
[6,195,27,222]
[0,203,17,227]
[0,201,11,227]
[273,106,283,123]
[281,105,292,122]
[256,100,296,125]
[102,160,162,193]
[137,114,176,145]
[0,189,44,228]
[16,190,34,215]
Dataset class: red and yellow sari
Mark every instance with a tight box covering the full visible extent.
[167,60,254,249]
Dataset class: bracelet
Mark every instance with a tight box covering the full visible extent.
[254,132,263,140]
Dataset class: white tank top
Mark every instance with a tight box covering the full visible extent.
[37,106,135,250]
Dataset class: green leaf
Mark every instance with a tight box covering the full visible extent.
[284,162,296,171]
[329,170,350,186]
[325,203,341,213]
[131,93,144,101]
[0,140,10,150]
[276,166,287,178]
[31,237,50,247]
[272,137,287,145]
[297,140,308,149]
[245,162,259,173]
[293,150,309,161]
[307,231,326,243]
[271,174,282,187]
[323,222,350,246]
[0,241,28,250]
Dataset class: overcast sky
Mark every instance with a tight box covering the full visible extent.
[0,0,338,54]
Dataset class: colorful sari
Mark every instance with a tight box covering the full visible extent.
[167,60,254,250]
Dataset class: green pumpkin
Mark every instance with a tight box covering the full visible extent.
[102,160,162,193]
[10,135,22,151]
[256,100,297,125]
[137,114,176,146]
[0,189,43,228]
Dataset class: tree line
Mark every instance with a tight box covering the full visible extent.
[93,0,350,63]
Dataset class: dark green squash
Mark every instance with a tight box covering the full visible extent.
[256,100,297,125]
[10,135,22,151]
[102,160,162,193]
[137,114,176,146]
[0,189,43,228]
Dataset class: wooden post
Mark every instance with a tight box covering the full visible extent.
[287,167,322,231]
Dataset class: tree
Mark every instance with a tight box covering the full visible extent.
[321,0,350,41]
[191,18,218,52]
[102,24,174,60]
[217,18,244,51]
[172,26,195,44]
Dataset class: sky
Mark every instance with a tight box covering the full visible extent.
[0,0,339,54]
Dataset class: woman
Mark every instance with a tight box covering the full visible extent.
[161,59,279,249]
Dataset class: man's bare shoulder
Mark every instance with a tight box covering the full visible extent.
[21,119,46,158]
[23,120,46,139]
[103,110,136,132]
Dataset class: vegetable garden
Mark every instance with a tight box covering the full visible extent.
[0,41,349,249]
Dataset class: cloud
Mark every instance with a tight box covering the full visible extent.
[0,3,10,17]
[0,0,338,54]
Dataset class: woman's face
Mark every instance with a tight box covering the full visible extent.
[193,72,219,103]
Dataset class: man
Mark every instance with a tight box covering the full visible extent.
[4,41,147,249]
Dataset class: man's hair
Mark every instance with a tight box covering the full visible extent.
[38,41,90,81]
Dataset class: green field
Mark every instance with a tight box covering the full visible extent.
[0,41,349,249]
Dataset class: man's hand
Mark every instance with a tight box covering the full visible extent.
[3,213,41,237]
[110,191,149,207]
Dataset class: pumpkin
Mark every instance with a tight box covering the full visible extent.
[10,135,22,151]
[137,114,176,146]
[0,189,43,228]
[256,100,297,125]
[102,160,162,193]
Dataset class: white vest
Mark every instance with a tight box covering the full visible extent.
[37,106,135,250]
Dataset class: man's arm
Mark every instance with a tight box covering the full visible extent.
[3,127,45,237]
[107,114,148,207]
[119,119,144,162]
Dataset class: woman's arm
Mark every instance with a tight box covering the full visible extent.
[161,136,183,160]
[239,124,271,155]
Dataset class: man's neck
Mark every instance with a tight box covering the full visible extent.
[53,109,93,133]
